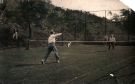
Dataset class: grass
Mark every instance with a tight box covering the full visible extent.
[0,45,135,84]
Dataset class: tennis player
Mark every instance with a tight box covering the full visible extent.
[41,30,62,64]
[108,34,116,50]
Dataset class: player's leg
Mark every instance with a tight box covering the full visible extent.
[108,42,111,50]
[104,39,107,47]
[53,45,60,63]
[42,45,53,64]
[112,42,115,49]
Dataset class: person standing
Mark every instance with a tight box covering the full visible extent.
[104,34,109,47]
[13,28,18,40]
[108,34,116,50]
[13,28,20,47]
[41,30,62,64]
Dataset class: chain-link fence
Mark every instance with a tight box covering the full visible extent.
[62,9,135,42]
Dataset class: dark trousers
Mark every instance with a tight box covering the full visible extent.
[108,42,115,50]
[44,43,59,61]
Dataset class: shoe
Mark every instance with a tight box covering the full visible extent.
[41,59,45,64]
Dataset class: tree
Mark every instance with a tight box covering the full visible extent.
[5,0,49,49]
[120,9,135,35]
[17,0,49,37]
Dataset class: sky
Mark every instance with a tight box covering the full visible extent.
[51,0,134,18]
[52,0,126,11]
[120,0,135,11]
[51,0,128,11]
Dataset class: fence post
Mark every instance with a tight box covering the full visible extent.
[74,23,77,40]
[105,10,107,35]
[84,12,87,41]
[127,9,131,42]
[61,27,64,46]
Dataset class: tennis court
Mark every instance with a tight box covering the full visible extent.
[0,44,135,84]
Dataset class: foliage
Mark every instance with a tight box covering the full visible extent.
[119,9,135,35]
[6,0,49,24]
[108,9,135,40]
[0,24,12,46]
[1,1,135,47]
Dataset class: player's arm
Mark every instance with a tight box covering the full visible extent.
[54,33,62,37]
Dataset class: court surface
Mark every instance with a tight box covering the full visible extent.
[0,45,135,84]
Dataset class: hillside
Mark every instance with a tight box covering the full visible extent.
[26,3,128,41]
[0,0,135,47]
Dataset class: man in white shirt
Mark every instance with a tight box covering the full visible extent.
[108,34,116,50]
[41,30,62,64]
